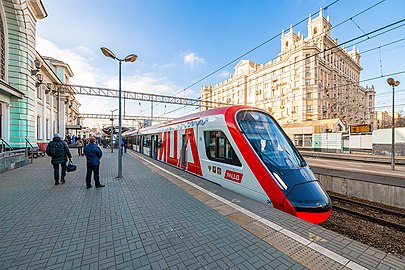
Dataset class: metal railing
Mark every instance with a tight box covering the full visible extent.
[0,138,12,152]
[0,149,25,159]
[25,138,37,163]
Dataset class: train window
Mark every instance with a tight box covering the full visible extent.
[204,131,241,167]
[157,138,162,148]
[143,136,151,147]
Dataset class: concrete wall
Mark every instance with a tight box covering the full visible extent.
[0,153,30,173]
[373,143,405,156]
[314,171,405,209]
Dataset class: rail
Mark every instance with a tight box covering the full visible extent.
[0,149,25,159]
[0,138,12,152]
[330,195,405,232]
[25,138,37,163]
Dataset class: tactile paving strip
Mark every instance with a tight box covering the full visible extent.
[262,231,306,256]
[291,245,346,270]
[241,220,278,239]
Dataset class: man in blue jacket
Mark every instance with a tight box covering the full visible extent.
[83,136,104,189]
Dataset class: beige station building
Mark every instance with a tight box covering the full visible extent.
[201,8,376,129]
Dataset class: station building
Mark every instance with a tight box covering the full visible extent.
[201,8,377,130]
[0,0,80,149]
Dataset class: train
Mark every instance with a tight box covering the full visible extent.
[125,105,332,224]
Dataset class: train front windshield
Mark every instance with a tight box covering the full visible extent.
[236,110,331,212]
[236,110,305,172]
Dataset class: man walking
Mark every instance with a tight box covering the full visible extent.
[83,136,104,189]
[46,133,72,185]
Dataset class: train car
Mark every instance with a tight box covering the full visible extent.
[126,106,332,224]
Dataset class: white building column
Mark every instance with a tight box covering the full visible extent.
[58,93,66,138]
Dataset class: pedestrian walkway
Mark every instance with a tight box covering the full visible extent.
[0,149,404,269]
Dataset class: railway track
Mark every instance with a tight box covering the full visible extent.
[330,195,405,232]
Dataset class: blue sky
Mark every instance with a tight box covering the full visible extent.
[37,0,405,127]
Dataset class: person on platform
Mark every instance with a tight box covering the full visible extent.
[46,133,72,185]
[76,137,84,156]
[83,136,104,189]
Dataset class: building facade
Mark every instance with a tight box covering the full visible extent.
[0,0,81,149]
[0,0,47,148]
[376,111,401,129]
[34,54,81,143]
[201,8,376,128]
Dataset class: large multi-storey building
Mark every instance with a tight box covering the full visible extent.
[201,9,376,128]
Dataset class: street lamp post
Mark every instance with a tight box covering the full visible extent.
[110,109,117,153]
[101,47,138,178]
[387,78,400,170]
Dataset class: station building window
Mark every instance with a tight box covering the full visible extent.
[204,131,241,166]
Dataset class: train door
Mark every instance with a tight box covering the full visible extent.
[151,134,158,159]
[140,136,144,154]
[180,134,187,168]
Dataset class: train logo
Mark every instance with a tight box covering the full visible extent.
[224,170,243,183]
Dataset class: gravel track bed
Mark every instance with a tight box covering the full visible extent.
[320,192,405,258]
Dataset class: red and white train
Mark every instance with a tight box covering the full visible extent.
[126,106,332,224]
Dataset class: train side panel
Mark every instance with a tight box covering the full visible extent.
[196,115,270,204]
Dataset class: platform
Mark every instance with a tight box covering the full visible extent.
[0,149,404,269]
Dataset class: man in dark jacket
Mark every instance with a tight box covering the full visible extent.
[83,136,104,189]
[46,133,72,185]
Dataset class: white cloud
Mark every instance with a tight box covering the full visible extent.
[106,74,179,96]
[217,70,232,79]
[36,37,98,86]
[36,37,199,121]
[183,52,204,67]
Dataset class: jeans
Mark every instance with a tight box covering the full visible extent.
[86,165,101,187]
[78,147,83,156]
[53,162,67,182]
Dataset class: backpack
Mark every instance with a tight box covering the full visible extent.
[50,142,65,157]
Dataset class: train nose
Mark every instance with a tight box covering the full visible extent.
[285,181,332,224]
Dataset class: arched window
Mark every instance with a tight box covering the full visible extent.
[313,27,318,35]
[285,41,288,47]
[0,10,6,80]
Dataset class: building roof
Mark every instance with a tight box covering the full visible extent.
[282,118,342,130]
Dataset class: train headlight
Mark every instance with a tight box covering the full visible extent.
[273,172,288,190]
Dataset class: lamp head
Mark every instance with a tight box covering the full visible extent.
[387,78,395,86]
[394,81,400,87]
[100,47,117,60]
[34,59,41,69]
[124,54,138,62]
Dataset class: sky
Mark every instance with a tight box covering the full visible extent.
[36,0,405,128]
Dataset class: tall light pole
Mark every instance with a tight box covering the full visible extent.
[101,47,138,178]
[387,78,400,170]
[110,109,117,153]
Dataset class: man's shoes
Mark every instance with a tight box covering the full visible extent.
[55,182,59,185]
[86,185,92,189]
[61,178,66,183]
[96,185,105,188]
